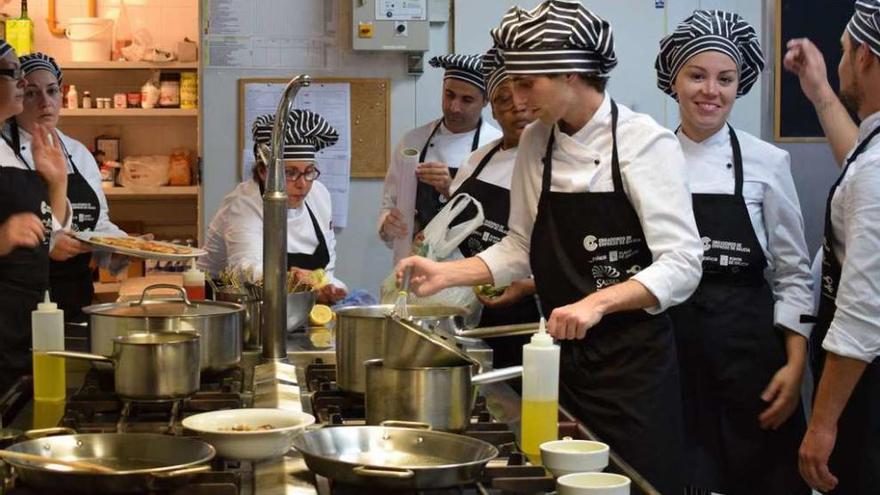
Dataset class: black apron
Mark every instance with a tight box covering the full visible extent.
[286,203,330,271]
[529,100,683,494]
[452,141,538,369]
[46,140,100,323]
[414,119,481,231]
[668,126,808,495]
[0,140,53,395]
[809,124,880,495]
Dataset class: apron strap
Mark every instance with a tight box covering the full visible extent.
[470,141,503,181]
[418,120,445,163]
[303,202,330,261]
[728,124,745,198]
[609,99,623,192]
[471,118,483,151]
[1,121,32,171]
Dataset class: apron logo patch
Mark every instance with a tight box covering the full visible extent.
[701,236,712,251]
[592,265,621,288]
[583,235,599,252]
[822,275,836,295]
[40,201,51,216]
[626,265,642,275]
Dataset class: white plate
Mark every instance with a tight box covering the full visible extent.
[75,233,207,260]
[182,408,315,460]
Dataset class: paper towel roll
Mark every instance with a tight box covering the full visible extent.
[393,147,420,264]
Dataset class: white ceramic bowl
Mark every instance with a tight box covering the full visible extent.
[557,472,631,495]
[540,438,610,477]
[182,408,315,460]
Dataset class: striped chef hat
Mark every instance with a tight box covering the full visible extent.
[490,0,617,77]
[482,47,509,98]
[848,0,880,58]
[429,54,486,92]
[20,52,62,84]
[656,10,764,98]
[251,110,339,161]
[0,41,13,59]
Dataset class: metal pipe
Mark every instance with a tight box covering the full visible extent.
[261,74,311,361]
[455,323,538,339]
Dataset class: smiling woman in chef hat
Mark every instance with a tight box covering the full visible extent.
[656,10,813,495]
[201,109,347,304]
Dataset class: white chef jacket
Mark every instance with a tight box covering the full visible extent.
[449,138,518,194]
[677,126,814,338]
[378,118,502,244]
[0,133,71,248]
[199,178,345,289]
[823,110,880,362]
[18,128,124,238]
[478,94,703,313]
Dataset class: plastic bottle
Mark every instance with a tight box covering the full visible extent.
[183,261,205,300]
[520,317,559,463]
[114,0,133,60]
[31,291,65,401]
[66,85,78,109]
[82,91,92,109]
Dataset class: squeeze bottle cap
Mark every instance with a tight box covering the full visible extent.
[37,291,57,312]
[530,317,553,346]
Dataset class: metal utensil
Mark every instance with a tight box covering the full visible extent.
[383,313,480,369]
[0,450,115,473]
[292,426,498,490]
[395,266,413,319]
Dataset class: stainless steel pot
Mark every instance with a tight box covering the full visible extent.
[50,332,200,401]
[383,313,479,369]
[292,425,498,490]
[3,433,214,493]
[85,284,243,372]
[216,288,261,349]
[364,359,522,432]
[335,305,467,395]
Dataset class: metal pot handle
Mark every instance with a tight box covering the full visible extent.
[46,351,113,364]
[455,323,538,339]
[352,465,415,479]
[22,427,76,439]
[150,465,211,479]
[471,366,523,386]
[134,284,193,307]
[379,420,432,430]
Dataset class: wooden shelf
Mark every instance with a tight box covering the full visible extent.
[61,108,198,117]
[63,61,198,70]
[103,186,199,199]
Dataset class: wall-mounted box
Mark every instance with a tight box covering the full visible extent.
[352,0,429,51]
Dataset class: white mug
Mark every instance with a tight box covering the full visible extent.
[557,472,631,495]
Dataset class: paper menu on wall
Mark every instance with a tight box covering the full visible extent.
[241,82,352,228]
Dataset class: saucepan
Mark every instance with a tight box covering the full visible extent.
[365,359,522,432]
[1,432,215,493]
[49,332,200,401]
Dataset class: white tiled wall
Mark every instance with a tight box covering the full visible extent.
[4,0,198,62]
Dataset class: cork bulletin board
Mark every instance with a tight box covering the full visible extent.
[237,77,390,179]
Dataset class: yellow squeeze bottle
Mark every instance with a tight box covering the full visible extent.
[520,317,560,464]
[32,291,65,401]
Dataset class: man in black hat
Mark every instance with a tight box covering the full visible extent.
[785,1,880,492]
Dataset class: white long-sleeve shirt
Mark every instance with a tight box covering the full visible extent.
[199,178,345,289]
[478,94,703,313]
[18,128,124,237]
[449,138,517,193]
[678,126,814,338]
[378,118,502,244]
[823,111,880,363]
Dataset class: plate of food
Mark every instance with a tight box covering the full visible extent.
[75,233,207,260]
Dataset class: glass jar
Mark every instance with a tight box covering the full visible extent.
[158,72,180,108]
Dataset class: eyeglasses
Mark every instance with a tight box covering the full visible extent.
[0,68,23,81]
[284,167,321,182]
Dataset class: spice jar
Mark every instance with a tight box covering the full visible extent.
[180,72,197,109]
[126,92,141,108]
[159,72,181,108]
[113,93,127,109]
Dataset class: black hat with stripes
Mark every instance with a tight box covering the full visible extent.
[252,110,338,161]
[20,52,62,85]
[482,47,508,98]
[429,54,486,92]
[491,0,617,77]
[848,0,880,58]
[656,10,764,98]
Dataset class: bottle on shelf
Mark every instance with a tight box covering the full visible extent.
[6,0,33,56]
[31,291,65,402]
[82,91,92,109]
[66,85,79,109]
[520,317,560,464]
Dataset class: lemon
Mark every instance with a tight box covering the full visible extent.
[309,304,334,326]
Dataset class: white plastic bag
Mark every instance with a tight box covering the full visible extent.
[117,155,170,187]
[381,193,485,327]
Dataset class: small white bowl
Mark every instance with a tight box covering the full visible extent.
[182,408,315,460]
[557,472,631,495]
[540,438,610,477]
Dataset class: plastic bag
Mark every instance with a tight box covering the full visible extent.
[117,155,170,187]
[380,193,485,327]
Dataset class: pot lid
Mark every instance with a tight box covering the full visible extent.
[384,313,479,369]
[85,299,241,318]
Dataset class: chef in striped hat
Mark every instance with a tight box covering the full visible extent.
[656,11,812,495]
[447,47,538,371]
[396,2,703,492]
[201,110,347,304]
[784,1,880,492]
[14,52,128,323]
[378,53,500,258]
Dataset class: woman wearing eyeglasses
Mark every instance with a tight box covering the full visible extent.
[200,110,347,304]
[0,41,71,394]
